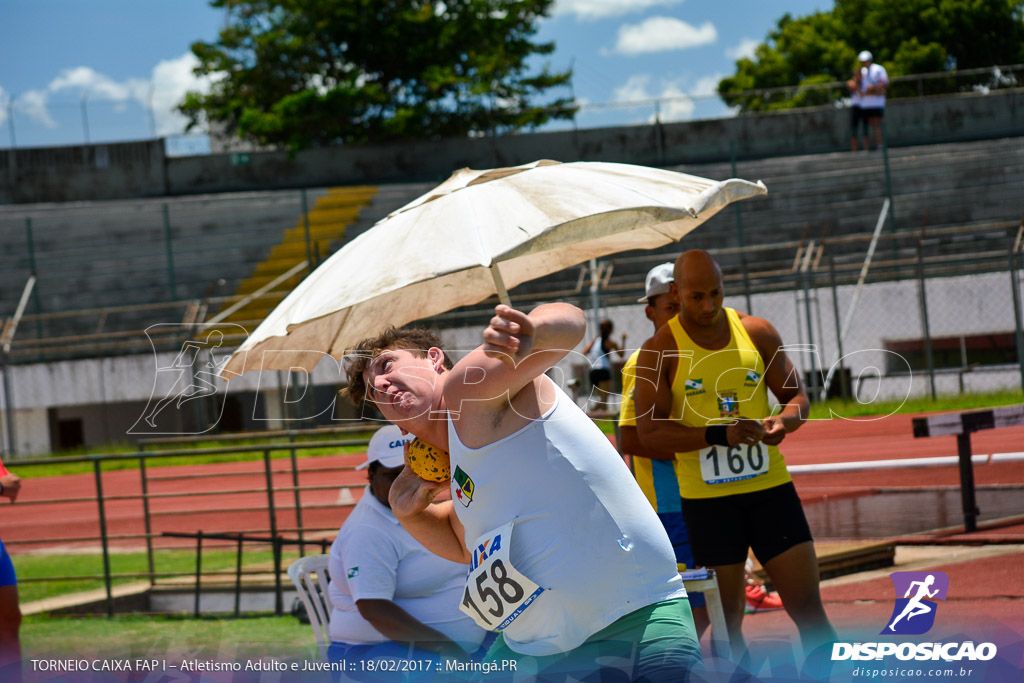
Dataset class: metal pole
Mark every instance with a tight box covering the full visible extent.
[139,458,156,585]
[290,448,305,556]
[81,94,90,144]
[263,449,279,539]
[93,460,114,617]
[956,432,979,533]
[917,242,937,400]
[730,141,754,314]
[234,534,244,617]
[821,199,890,399]
[7,99,16,148]
[25,218,43,343]
[263,449,284,614]
[881,121,898,259]
[162,203,177,300]
[1010,247,1024,391]
[1,353,14,456]
[147,85,157,138]
[194,531,203,617]
[802,273,819,398]
[273,535,284,616]
[301,189,313,268]
[829,257,849,400]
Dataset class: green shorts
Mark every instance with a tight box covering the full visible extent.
[484,597,702,681]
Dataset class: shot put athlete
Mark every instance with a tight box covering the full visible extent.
[344,307,702,680]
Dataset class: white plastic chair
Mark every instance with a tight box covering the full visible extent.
[680,568,732,657]
[288,554,334,660]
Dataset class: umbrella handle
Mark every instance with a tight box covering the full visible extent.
[489,264,512,307]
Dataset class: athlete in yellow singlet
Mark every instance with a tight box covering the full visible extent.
[633,250,835,660]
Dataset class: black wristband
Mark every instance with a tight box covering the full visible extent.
[705,424,730,447]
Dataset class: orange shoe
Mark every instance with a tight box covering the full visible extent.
[745,584,784,612]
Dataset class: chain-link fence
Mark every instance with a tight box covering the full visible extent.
[0,124,1021,456]
[4,64,1021,152]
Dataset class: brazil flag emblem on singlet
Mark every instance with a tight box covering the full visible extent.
[453,465,474,507]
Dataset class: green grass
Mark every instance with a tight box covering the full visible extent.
[12,431,378,479]
[21,614,314,659]
[588,389,1022,434]
[14,548,304,604]
[10,391,1023,476]
[807,389,1023,420]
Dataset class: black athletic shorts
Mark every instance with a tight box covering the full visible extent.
[850,106,867,134]
[589,367,611,385]
[861,106,884,120]
[680,481,813,567]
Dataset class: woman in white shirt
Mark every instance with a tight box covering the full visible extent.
[327,425,487,674]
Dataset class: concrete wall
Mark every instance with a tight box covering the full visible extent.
[0,140,166,204]
[3,90,1022,204]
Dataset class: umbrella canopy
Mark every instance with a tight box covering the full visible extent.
[222,159,766,376]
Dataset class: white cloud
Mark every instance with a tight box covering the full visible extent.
[553,0,682,20]
[613,17,717,56]
[612,74,695,123]
[0,86,8,127]
[726,37,759,61]
[150,53,209,136]
[613,75,653,103]
[693,74,725,98]
[50,66,150,103]
[14,90,57,128]
[654,84,695,122]
[26,53,212,138]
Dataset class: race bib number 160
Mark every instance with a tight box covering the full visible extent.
[460,521,544,632]
[699,444,768,484]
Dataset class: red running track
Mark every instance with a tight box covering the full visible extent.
[0,411,1022,553]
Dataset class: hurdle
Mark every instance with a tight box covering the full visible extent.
[912,404,1024,532]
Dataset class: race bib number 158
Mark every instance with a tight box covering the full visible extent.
[699,444,768,484]
[460,521,543,632]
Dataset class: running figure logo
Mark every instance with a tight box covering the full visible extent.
[130,324,246,435]
[882,571,949,635]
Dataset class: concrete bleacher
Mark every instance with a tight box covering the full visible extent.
[1,136,1020,359]
[454,136,1024,313]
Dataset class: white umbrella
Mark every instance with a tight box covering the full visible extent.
[223,159,766,376]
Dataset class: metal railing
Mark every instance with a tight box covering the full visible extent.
[2,436,376,616]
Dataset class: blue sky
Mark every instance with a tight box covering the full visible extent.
[0,0,826,153]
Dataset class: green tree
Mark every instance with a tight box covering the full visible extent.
[179,0,575,150]
[719,0,1024,111]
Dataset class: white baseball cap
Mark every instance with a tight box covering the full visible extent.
[858,50,873,62]
[356,424,412,470]
[638,262,675,303]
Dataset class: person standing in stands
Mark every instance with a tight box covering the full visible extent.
[582,318,626,411]
[633,250,835,659]
[847,67,867,152]
[858,50,889,150]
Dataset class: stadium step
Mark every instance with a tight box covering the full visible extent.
[212,186,378,335]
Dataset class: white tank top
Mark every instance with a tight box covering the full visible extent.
[447,378,686,656]
[587,337,612,371]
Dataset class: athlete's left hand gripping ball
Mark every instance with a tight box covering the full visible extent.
[406,439,451,482]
